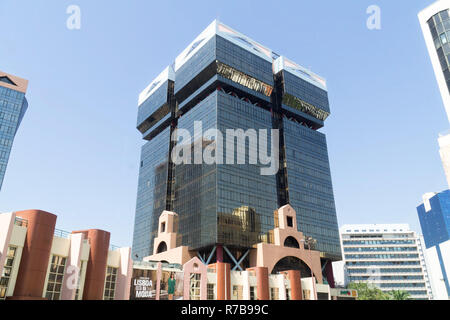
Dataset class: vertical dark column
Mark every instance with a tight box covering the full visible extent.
[166,79,178,212]
[72,229,110,300]
[216,245,223,263]
[11,210,57,300]
[271,73,290,207]
[324,261,335,288]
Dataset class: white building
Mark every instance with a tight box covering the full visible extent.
[439,132,450,188]
[337,224,433,300]
[419,1,450,187]
[419,0,450,123]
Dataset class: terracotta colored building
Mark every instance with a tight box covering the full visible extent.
[0,210,132,300]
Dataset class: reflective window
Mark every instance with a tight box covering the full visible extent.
[441,32,448,45]
[0,246,17,300]
[0,86,27,191]
[103,266,118,300]
[45,255,66,300]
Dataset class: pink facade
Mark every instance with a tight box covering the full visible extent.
[182,257,208,300]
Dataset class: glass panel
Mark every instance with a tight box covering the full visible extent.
[441,33,448,45]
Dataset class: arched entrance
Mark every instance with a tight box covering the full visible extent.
[271,256,312,279]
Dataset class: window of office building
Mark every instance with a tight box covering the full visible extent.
[207,283,215,300]
[0,246,17,300]
[45,255,67,300]
[103,266,118,300]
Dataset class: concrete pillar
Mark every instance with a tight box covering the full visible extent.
[216,262,231,300]
[255,267,269,300]
[11,210,57,300]
[60,233,84,300]
[288,270,303,300]
[115,247,133,300]
[72,229,110,300]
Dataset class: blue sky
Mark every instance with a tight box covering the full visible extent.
[0,0,447,247]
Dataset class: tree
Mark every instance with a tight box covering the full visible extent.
[389,290,411,300]
[347,282,390,300]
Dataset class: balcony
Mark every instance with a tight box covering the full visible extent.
[14,217,28,227]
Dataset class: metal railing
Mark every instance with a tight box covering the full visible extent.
[14,217,28,227]
[109,245,121,251]
[54,229,71,239]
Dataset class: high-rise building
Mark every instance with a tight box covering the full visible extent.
[418,1,450,300]
[417,191,450,299]
[132,21,341,280]
[419,1,450,188]
[0,71,28,191]
[419,0,450,123]
[338,224,433,300]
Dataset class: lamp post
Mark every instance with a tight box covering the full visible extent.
[300,236,318,300]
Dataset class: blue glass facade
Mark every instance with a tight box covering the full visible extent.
[132,21,341,264]
[132,127,170,260]
[0,83,28,191]
[215,91,278,248]
[417,190,450,249]
[283,119,340,258]
[282,70,329,114]
[137,81,170,129]
[173,93,218,250]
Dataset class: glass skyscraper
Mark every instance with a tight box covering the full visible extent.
[0,71,28,191]
[417,191,450,299]
[419,1,450,123]
[418,1,450,299]
[418,191,450,249]
[132,21,341,276]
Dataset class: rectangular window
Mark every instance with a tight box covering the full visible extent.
[207,283,215,300]
[286,288,291,300]
[441,33,448,45]
[303,289,311,300]
[249,286,256,300]
[189,273,201,300]
[232,285,243,300]
[270,287,279,300]
[45,255,67,300]
[103,266,118,300]
[0,246,17,300]
[287,216,293,227]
